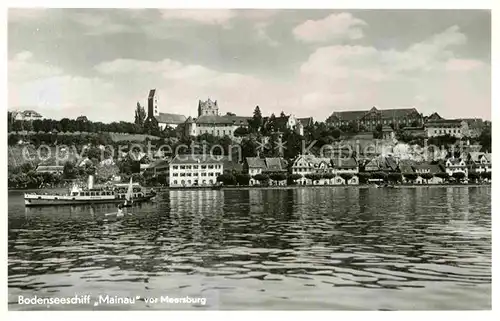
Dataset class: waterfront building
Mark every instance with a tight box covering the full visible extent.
[143,159,170,178]
[244,157,288,186]
[169,154,224,187]
[412,163,447,184]
[326,106,423,131]
[331,158,359,184]
[425,119,469,138]
[291,154,334,185]
[445,157,468,178]
[145,89,187,130]
[291,154,359,185]
[398,160,417,183]
[466,152,491,173]
[363,155,398,172]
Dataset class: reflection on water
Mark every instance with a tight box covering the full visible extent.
[8,187,491,310]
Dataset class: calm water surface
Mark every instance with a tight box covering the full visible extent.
[8,186,491,310]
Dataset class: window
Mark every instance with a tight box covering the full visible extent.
[209,173,214,176]
[193,165,198,169]
[208,165,214,169]
[180,173,186,177]
[173,166,178,170]
[201,173,207,176]
[173,173,178,177]
[201,165,207,169]
[180,165,185,169]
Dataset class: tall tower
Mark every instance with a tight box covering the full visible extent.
[198,98,219,117]
[148,89,159,118]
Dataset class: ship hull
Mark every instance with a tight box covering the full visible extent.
[24,195,156,207]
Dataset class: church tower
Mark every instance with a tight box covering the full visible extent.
[198,98,219,117]
[148,89,159,118]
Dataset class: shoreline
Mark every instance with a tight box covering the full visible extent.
[9,183,490,193]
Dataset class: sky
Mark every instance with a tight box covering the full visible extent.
[8,9,491,123]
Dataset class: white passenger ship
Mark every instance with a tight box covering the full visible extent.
[24,175,156,207]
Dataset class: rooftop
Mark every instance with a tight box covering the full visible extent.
[195,115,251,125]
[156,112,186,124]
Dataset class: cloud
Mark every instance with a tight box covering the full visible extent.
[9,52,116,120]
[159,9,236,26]
[301,25,473,79]
[445,58,485,71]
[293,13,367,43]
[255,22,280,47]
[69,11,138,35]
[9,8,47,22]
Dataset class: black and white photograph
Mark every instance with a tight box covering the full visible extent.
[3,1,495,318]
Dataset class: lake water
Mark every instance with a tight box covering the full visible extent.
[8,186,491,310]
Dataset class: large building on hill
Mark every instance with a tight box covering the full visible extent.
[184,98,251,138]
[12,110,43,121]
[326,106,423,131]
[425,119,469,138]
[145,89,187,130]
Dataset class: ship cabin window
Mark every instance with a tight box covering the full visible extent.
[72,192,78,196]
[85,192,89,196]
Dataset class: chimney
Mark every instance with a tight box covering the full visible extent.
[88,175,94,189]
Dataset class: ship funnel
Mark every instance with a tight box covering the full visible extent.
[88,175,94,189]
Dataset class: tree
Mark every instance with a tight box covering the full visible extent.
[481,171,491,181]
[288,173,302,185]
[235,173,251,185]
[217,173,237,185]
[372,171,388,181]
[478,128,491,152]
[330,127,341,139]
[323,172,335,180]
[358,172,371,184]
[63,162,78,179]
[452,171,466,182]
[76,115,88,122]
[403,173,418,182]
[267,113,277,133]
[339,173,353,183]
[304,173,322,184]
[143,117,160,136]
[253,173,269,184]
[435,172,449,181]
[234,127,249,137]
[467,172,480,183]
[134,102,146,127]
[250,106,263,133]
[280,111,286,118]
[226,112,236,116]
[420,173,434,183]
[269,172,287,182]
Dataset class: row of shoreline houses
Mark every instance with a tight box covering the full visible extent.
[131,150,491,188]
